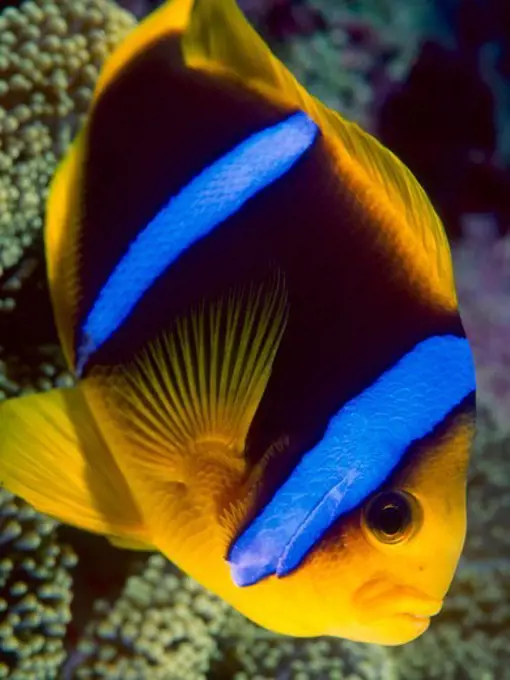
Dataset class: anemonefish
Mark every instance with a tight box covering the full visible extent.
[0,0,476,645]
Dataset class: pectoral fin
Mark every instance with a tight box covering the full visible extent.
[107,535,155,551]
[102,273,288,461]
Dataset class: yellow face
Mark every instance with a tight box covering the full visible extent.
[278,410,475,644]
[167,409,474,644]
[308,413,473,644]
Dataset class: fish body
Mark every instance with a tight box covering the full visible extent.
[0,0,476,645]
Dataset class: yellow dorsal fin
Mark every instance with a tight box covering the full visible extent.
[105,274,288,466]
[45,132,83,369]
[183,0,307,106]
[94,0,193,100]
[183,0,456,309]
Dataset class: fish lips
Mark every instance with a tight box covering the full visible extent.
[353,580,444,625]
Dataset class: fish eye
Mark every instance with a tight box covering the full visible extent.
[362,490,419,544]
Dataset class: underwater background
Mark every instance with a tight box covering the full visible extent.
[0,0,509,677]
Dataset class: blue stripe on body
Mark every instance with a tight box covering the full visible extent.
[76,111,318,375]
[228,335,476,587]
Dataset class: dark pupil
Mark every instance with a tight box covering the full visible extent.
[378,503,405,535]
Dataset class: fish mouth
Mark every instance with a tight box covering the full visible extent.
[353,580,444,625]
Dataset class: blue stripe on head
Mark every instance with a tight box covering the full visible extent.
[76,111,318,375]
[228,335,476,587]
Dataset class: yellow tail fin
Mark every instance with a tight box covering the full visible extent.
[0,387,150,544]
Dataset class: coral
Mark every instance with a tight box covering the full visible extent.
[453,222,510,432]
[0,2,138,677]
[0,0,135,289]
[0,319,76,680]
[69,555,229,680]
[464,409,510,563]
[0,343,74,401]
[307,0,434,34]
[0,488,77,680]
[277,0,435,129]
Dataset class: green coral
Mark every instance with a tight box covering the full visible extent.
[0,344,74,401]
[307,0,434,33]
[453,230,510,435]
[464,410,510,563]
[0,3,137,677]
[278,0,435,128]
[72,555,229,680]
[0,0,135,292]
[280,31,375,126]
[0,488,77,680]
